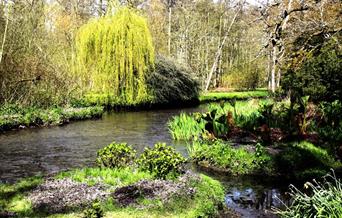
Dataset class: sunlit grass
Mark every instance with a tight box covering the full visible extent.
[56,167,152,187]
[199,90,269,103]
[168,112,206,140]
[188,140,273,175]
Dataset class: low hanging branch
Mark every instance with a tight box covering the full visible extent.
[204,3,242,91]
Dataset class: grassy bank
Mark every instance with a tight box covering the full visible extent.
[0,168,225,218]
[187,140,341,180]
[0,104,104,132]
[199,90,269,103]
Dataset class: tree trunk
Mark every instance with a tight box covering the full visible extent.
[168,7,172,56]
[0,2,10,65]
[204,8,240,91]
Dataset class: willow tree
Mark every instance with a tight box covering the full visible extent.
[76,7,155,105]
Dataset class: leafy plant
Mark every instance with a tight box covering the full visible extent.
[96,142,136,169]
[168,113,206,140]
[275,171,342,218]
[137,143,186,179]
[83,200,104,218]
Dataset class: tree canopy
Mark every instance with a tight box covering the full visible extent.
[76,7,155,105]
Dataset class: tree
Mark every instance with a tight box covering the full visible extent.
[75,7,155,104]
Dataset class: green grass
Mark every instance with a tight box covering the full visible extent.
[1,168,225,218]
[188,140,273,175]
[275,171,342,218]
[102,174,225,218]
[199,90,269,103]
[56,167,152,187]
[0,104,103,131]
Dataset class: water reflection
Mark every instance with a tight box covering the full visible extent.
[0,107,202,183]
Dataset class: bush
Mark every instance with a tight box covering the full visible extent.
[275,171,342,217]
[147,56,200,106]
[83,200,104,218]
[137,143,186,179]
[282,37,342,102]
[96,142,136,169]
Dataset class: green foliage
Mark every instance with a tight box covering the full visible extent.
[0,176,42,217]
[168,113,206,140]
[199,90,268,103]
[137,143,186,179]
[188,140,273,175]
[276,171,342,218]
[282,37,342,102]
[147,56,200,106]
[316,100,342,145]
[96,142,136,169]
[274,141,341,179]
[83,200,104,218]
[56,167,152,187]
[0,104,103,131]
[76,7,155,105]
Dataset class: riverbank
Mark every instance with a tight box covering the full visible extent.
[0,142,228,218]
[199,90,269,103]
[0,105,104,132]
[0,90,268,132]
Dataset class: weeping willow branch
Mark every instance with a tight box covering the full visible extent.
[75,7,155,105]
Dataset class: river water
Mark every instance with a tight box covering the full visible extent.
[0,107,290,217]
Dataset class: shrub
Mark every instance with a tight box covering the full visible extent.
[147,55,200,106]
[96,142,136,169]
[282,37,342,102]
[137,143,186,179]
[83,200,104,218]
[275,171,342,217]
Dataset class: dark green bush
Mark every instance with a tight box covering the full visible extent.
[282,37,342,102]
[147,56,200,106]
[137,143,186,179]
[96,142,136,169]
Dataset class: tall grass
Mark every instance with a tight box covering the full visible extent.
[168,112,206,140]
[275,171,342,217]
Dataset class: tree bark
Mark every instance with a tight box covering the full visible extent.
[204,7,240,91]
[0,3,10,65]
[168,7,172,56]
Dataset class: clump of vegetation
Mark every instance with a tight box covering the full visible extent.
[83,200,104,218]
[76,7,154,106]
[282,37,342,103]
[137,143,186,179]
[275,171,342,218]
[168,113,206,140]
[188,140,273,175]
[147,56,200,106]
[96,142,136,169]
[274,141,341,179]
[0,104,103,131]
